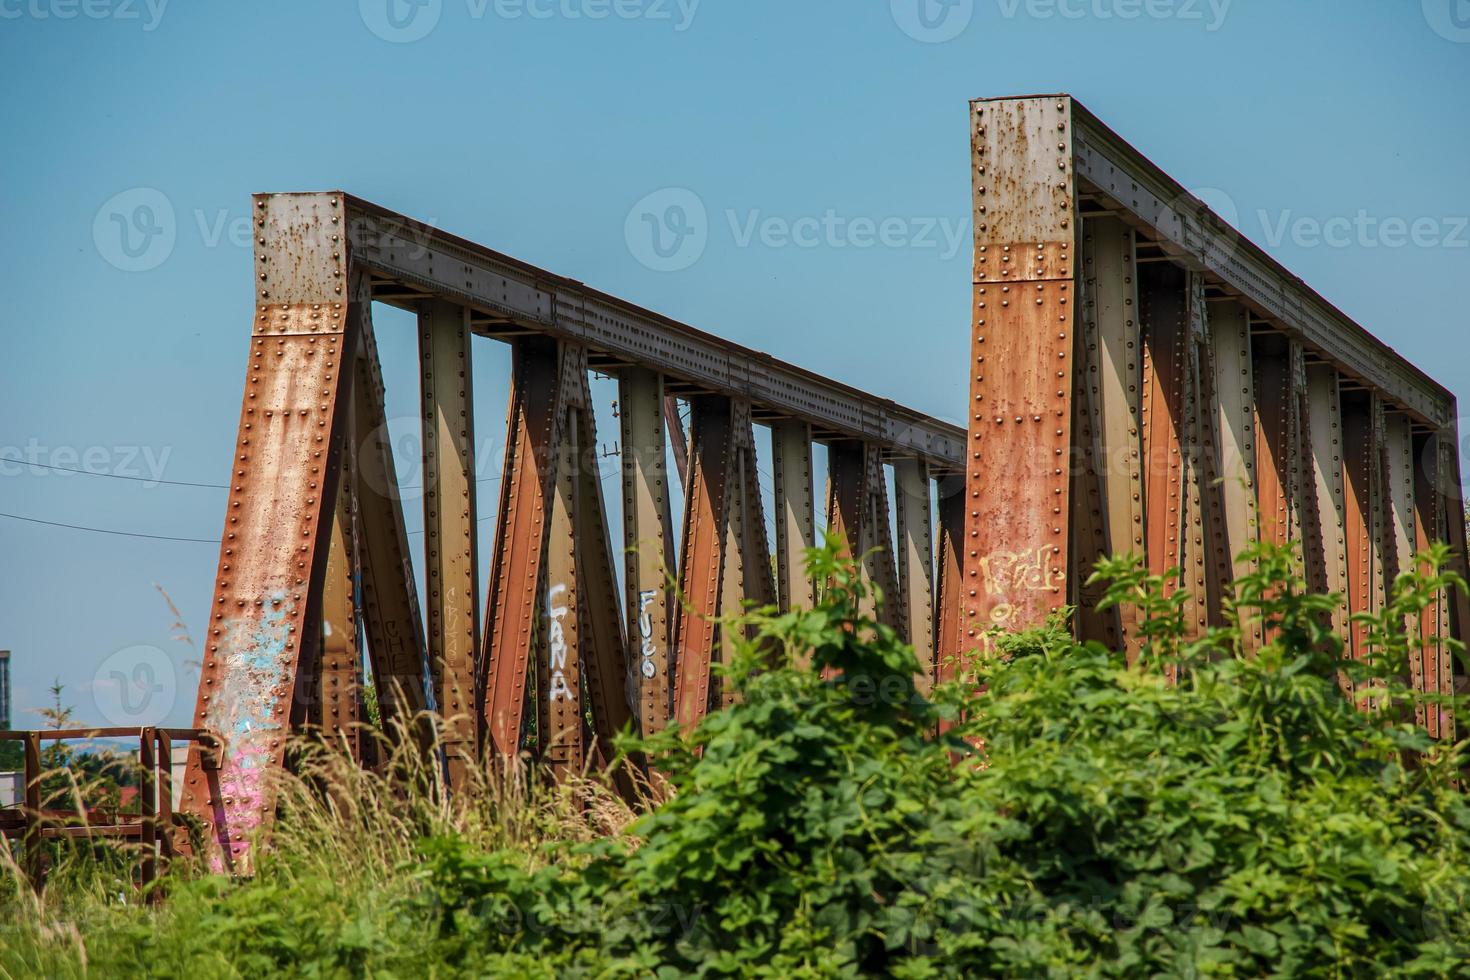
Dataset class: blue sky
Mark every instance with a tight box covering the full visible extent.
[1,0,1467,728]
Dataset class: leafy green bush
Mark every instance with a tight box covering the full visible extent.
[4,536,1469,977]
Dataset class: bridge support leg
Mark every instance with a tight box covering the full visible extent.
[771,420,816,615]
[673,397,774,726]
[966,96,1076,639]
[180,193,361,874]
[620,368,676,735]
[895,459,936,680]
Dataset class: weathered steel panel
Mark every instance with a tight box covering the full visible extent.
[1210,301,1257,589]
[351,330,431,727]
[619,368,676,734]
[1140,261,1201,656]
[1342,395,1387,680]
[934,481,967,680]
[179,193,358,874]
[566,365,634,772]
[826,442,901,631]
[1082,215,1141,648]
[771,420,816,614]
[1305,365,1350,645]
[539,407,584,776]
[673,397,733,727]
[967,96,1076,639]
[319,476,361,760]
[894,459,936,677]
[482,338,560,759]
[419,299,479,785]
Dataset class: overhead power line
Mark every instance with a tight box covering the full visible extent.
[0,510,219,544]
[0,456,229,488]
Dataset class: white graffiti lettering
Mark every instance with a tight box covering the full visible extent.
[547,583,574,701]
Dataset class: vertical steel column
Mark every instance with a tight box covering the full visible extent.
[1140,261,1206,649]
[966,96,1075,638]
[894,459,936,678]
[672,397,775,725]
[180,193,358,874]
[419,299,478,785]
[673,396,733,727]
[319,477,362,759]
[1082,215,1143,649]
[566,363,634,774]
[539,397,584,776]
[1210,301,1257,579]
[1428,431,1464,740]
[482,338,561,759]
[619,368,676,734]
[1305,364,1350,644]
[351,321,432,729]
[826,441,901,630]
[1070,236,1114,646]
[771,420,816,614]
[1383,412,1416,585]
[1187,274,1233,627]
[934,480,967,681]
[1342,394,1386,673]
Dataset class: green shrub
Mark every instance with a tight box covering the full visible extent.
[4,536,1469,977]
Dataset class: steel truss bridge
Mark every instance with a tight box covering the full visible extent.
[7,95,1466,878]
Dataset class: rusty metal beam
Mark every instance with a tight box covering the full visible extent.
[1306,364,1349,644]
[771,420,816,614]
[319,473,362,761]
[672,397,775,726]
[966,96,1075,638]
[419,299,478,785]
[180,193,359,874]
[826,441,901,630]
[482,337,560,760]
[335,196,964,471]
[1064,99,1454,429]
[620,368,676,734]
[1140,261,1205,648]
[934,482,967,681]
[1342,394,1387,676]
[894,459,936,677]
[1081,215,1142,649]
[565,364,634,774]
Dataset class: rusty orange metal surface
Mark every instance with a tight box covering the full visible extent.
[482,338,560,759]
[966,96,1076,641]
[179,294,356,875]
